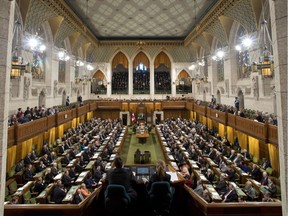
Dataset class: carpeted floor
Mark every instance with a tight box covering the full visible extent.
[121,126,165,165]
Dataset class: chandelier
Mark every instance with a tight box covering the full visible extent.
[11,19,27,78]
[257,20,273,78]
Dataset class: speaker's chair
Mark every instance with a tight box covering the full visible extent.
[148,181,174,215]
[104,184,131,214]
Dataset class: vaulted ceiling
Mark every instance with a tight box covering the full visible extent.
[64,0,217,40]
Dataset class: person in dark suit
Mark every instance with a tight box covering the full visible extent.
[44,168,54,184]
[73,188,85,204]
[222,183,238,202]
[215,174,228,195]
[33,177,46,194]
[51,162,59,177]
[105,156,137,202]
[35,160,46,173]
[264,177,277,197]
[23,164,34,182]
[260,171,269,186]
[62,170,73,187]
[24,153,33,165]
[52,184,67,204]
[249,164,261,181]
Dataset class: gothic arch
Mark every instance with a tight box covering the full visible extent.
[132,51,150,68]
[111,51,129,70]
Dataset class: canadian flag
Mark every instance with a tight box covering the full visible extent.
[132,113,135,123]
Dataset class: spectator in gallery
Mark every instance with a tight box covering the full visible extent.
[211,95,216,105]
[234,97,240,113]
[66,96,70,106]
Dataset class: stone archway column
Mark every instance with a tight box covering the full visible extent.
[270,1,288,216]
[0,1,15,215]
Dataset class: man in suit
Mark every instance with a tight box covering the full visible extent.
[222,183,238,202]
[193,179,204,196]
[24,153,33,165]
[52,184,67,204]
[215,174,228,195]
[105,156,137,202]
[23,164,34,182]
[260,171,269,186]
[73,188,85,204]
[249,164,260,181]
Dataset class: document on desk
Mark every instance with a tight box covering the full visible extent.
[167,172,178,182]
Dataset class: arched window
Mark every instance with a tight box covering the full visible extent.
[236,25,250,79]
[133,62,150,94]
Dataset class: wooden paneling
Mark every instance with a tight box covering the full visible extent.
[184,185,282,216]
[16,118,47,143]
[161,101,186,109]
[194,104,206,116]
[235,116,267,141]
[121,102,129,111]
[268,124,278,145]
[163,110,186,119]
[227,113,236,128]
[208,108,226,125]
[96,110,119,119]
[57,110,73,125]
[77,104,89,116]
[47,115,56,129]
[154,102,162,111]
[185,101,194,111]
[8,126,15,147]
[89,102,97,112]
[71,108,77,118]
[128,102,139,113]
[96,101,121,110]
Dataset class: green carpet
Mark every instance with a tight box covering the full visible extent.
[120,127,165,165]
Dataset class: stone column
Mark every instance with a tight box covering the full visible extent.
[270,1,288,216]
[0,1,14,215]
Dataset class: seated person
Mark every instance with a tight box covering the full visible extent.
[62,170,74,187]
[105,156,137,203]
[84,171,97,189]
[73,188,85,204]
[204,169,215,183]
[52,184,67,204]
[243,180,257,201]
[222,183,238,202]
[33,177,46,194]
[249,164,261,181]
[44,168,54,184]
[193,179,204,196]
[215,174,228,195]
[144,159,174,193]
[80,183,91,198]
[263,177,277,198]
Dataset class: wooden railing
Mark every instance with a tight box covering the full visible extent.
[7,100,278,147]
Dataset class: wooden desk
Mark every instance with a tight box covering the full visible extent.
[35,183,55,204]
[12,181,34,204]
[135,132,149,144]
[75,171,89,184]
[85,160,96,170]
[204,184,222,202]
[62,185,79,204]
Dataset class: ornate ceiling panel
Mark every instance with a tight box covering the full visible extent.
[64,0,217,40]
[224,0,257,33]
[25,0,55,34]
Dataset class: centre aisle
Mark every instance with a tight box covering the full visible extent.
[120,126,165,165]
